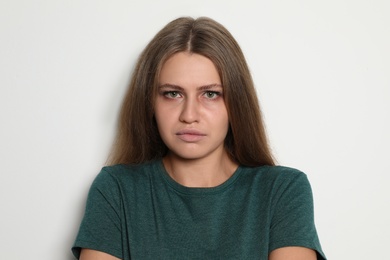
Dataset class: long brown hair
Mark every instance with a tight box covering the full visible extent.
[107,17,275,166]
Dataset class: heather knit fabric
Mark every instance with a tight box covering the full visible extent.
[72,160,326,259]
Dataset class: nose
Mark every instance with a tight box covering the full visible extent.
[179,97,199,123]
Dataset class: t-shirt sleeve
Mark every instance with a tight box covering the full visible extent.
[268,169,326,259]
[72,169,123,259]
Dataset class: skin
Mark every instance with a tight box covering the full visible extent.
[80,247,317,260]
[155,52,237,187]
[269,246,317,259]
[79,52,317,260]
[79,249,120,260]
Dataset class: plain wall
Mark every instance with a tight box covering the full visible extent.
[1,0,389,259]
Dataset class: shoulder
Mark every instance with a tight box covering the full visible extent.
[102,159,157,174]
[99,160,160,180]
[90,160,161,192]
[240,164,308,183]
[239,165,312,197]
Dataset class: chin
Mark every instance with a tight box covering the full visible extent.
[169,148,223,162]
[171,153,205,161]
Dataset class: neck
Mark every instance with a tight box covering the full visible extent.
[162,151,238,188]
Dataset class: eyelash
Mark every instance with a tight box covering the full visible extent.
[203,91,222,99]
[162,91,222,100]
[163,91,181,98]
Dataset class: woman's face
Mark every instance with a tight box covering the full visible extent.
[154,52,229,161]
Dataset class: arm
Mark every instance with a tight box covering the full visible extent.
[268,169,326,259]
[269,246,317,260]
[72,170,123,259]
[80,248,121,260]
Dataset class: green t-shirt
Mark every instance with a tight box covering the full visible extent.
[72,160,326,259]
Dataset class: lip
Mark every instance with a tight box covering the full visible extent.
[176,129,206,142]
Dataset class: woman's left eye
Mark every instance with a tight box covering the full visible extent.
[203,91,221,99]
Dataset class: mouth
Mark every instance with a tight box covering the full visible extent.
[176,129,206,142]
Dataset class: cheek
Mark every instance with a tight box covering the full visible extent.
[211,106,229,127]
[154,106,164,132]
[154,110,174,137]
[154,100,166,124]
[154,112,165,131]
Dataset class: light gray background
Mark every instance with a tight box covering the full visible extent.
[1,0,389,259]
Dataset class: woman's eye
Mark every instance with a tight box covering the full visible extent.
[204,91,221,99]
[164,91,180,98]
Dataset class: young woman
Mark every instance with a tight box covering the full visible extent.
[72,17,326,260]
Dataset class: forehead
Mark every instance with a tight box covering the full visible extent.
[159,52,221,87]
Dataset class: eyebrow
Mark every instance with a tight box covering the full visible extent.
[158,83,223,91]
